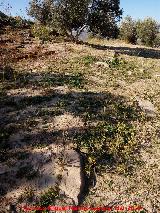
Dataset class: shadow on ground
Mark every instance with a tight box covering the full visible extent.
[0,70,148,208]
[84,42,160,59]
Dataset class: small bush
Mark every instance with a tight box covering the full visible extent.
[136,18,159,47]
[75,121,138,176]
[31,24,51,41]
[107,55,127,69]
[119,16,137,44]
[81,55,97,66]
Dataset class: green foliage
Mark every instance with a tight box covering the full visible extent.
[119,16,137,44]
[41,72,85,89]
[0,11,33,29]
[88,0,122,38]
[119,16,159,47]
[28,0,122,39]
[39,186,59,207]
[27,0,54,25]
[74,97,143,176]
[31,24,51,41]
[80,55,97,66]
[0,11,10,27]
[56,0,90,38]
[68,72,85,88]
[75,121,138,176]
[104,55,152,82]
[107,55,127,68]
[28,0,89,38]
[11,16,33,28]
[136,18,159,47]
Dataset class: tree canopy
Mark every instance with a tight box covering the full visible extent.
[28,0,122,39]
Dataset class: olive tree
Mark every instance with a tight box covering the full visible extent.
[136,18,159,46]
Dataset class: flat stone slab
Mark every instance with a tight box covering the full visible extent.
[59,149,84,205]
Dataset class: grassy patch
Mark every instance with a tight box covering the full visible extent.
[0,33,159,210]
[105,56,152,83]
[38,186,59,211]
[80,55,97,66]
[40,72,85,89]
[75,121,139,177]
[74,93,142,123]
[73,96,144,178]
[0,66,31,88]
[20,95,53,106]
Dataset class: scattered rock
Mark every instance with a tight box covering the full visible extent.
[0,146,85,211]
[136,97,157,117]
[95,61,109,68]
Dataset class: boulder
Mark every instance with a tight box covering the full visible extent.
[59,149,84,205]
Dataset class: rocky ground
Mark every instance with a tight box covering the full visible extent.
[0,28,160,212]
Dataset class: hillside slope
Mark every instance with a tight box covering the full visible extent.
[0,28,160,212]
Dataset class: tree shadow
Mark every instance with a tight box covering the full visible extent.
[0,69,146,153]
[0,66,85,90]
[84,41,160,59]
[0,71,149,209]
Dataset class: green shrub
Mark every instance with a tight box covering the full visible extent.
[75,121,139,176]
[31,24,51,41]
[136,18,159,47]
[119,16,137,44]
[153,34,160,48]
[81,55,97,66]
